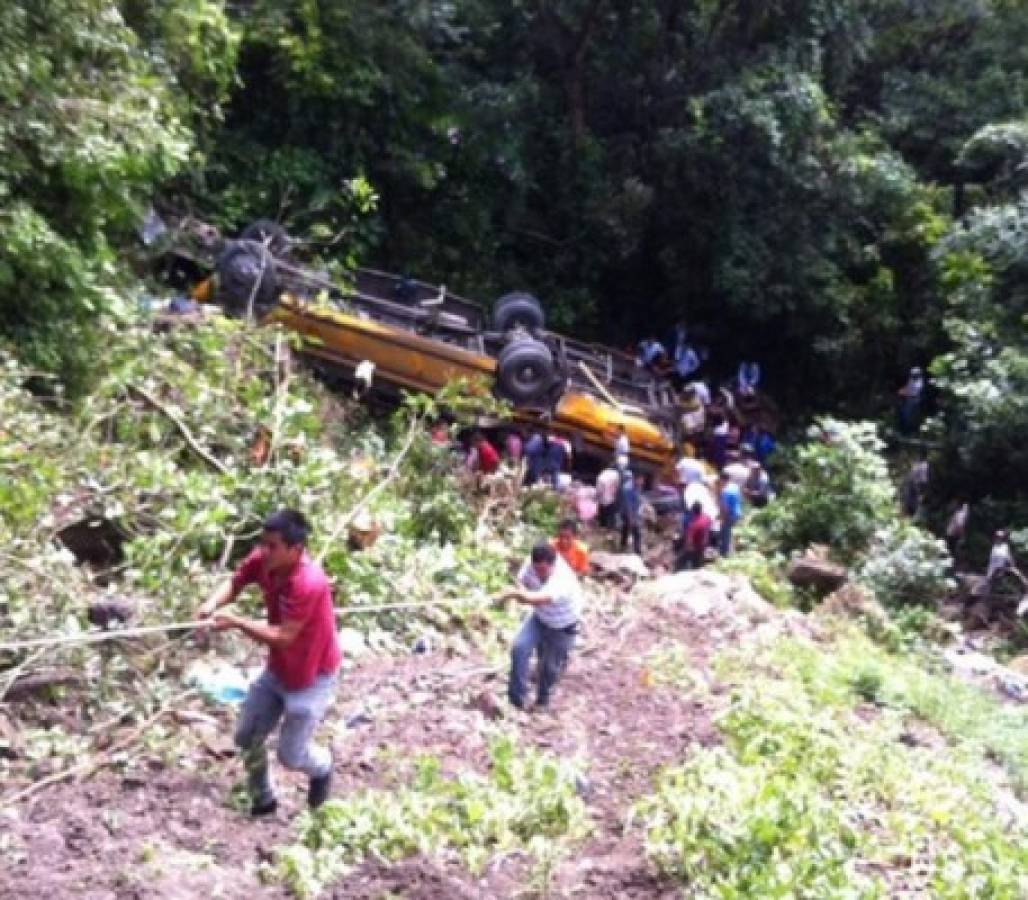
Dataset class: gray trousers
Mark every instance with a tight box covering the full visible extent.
[234,669,336,805]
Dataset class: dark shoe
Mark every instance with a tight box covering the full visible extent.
[251,797,278,817]
[308,762,333,809]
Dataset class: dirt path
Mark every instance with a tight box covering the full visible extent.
[1,572,775,899]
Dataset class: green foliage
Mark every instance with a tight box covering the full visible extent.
[0,318,512,654]
[928,189,1028,545]
[747,420,896,562]
[714,551,797,608]
[0,1,233,388]
[271,737,590,897]
[856,522,954,609]
[748,633,1028,790]
[633,630,1028,897]
[519,488,563,536]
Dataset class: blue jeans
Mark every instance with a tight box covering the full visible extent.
[509,614,577,709]
[719,519,735,557]
[234,669,336,806]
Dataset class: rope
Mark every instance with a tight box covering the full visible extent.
[0,595,489,654]
[0,621,208,653]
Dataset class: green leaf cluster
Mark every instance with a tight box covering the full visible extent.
[632,630,1028,897]
[272,736,590,898]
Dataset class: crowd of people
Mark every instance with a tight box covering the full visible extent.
[442,335,778,573]
[193,348,1025,820]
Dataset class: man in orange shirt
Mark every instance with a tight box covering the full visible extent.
[552,518,590,576]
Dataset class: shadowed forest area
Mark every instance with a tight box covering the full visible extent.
[3,0,1027,543]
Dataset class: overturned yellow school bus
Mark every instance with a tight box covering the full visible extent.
[172,220,677,475]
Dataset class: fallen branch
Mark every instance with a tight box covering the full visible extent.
[127,384,229,475]
[1,668,84,703]
[315,413,424,563]
[0,691,193,807]
[0,648,49,704]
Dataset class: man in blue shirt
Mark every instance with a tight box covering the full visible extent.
[718,471,744,557]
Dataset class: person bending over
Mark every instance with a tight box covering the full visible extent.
[498,543,583,711]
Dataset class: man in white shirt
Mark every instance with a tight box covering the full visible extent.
[675,453,706,487]
[722,454,750,486]
[687,380,711,407]
[684,480,719,528]
[987,530,1013,581]
[498,543,583,711]
[596,464,621,529]
[615,425,630,459]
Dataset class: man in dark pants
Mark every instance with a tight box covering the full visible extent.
[617,464,643,556]
[197,509,341,816]
[677,501,712,571]
[498,543,583,711]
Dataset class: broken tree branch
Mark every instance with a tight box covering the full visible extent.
[0,691,194,807]
[315,413,424,564]
[127,384,229,474]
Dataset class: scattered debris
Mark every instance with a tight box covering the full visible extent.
[590,551,651,583]
[2,668,84,703]
[86,597,136,629]
[185,661,251,705]
[469,689,504,721]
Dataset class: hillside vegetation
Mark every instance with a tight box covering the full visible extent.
[1,2,1027,897]
[2,319,1027,897]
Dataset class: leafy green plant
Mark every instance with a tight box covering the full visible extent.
[748,419,897,563]
[714,551,796,608]
[633,630,1028,897]
[856,522,954,609]
[519,489,562,535]
[270,737,590,897]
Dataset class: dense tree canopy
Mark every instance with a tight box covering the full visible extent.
[0,1,235,389]
[0,0,1025,536]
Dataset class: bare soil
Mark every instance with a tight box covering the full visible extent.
[1,573,755,900]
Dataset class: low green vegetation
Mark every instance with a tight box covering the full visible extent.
[748,631,1028,790]
[745,420,899,565]
[741,420,957,644]
[271,736,590,898]
[714,551,797,609]
[631,628,1028,898]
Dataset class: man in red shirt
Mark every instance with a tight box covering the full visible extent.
[469,431,501,475]
[678,501,712,571]
[197,509,340,816]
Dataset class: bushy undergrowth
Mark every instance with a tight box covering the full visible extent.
[632,630,1028,897]
[748,419,896,563]
[743,420,954,639]
[0,318,524,692]
[856,522,954,609]
[272,737,590,898]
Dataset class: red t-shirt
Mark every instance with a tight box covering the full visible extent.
[685,513,712,553]
[477,440,501,474]
[231,549,341,691]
